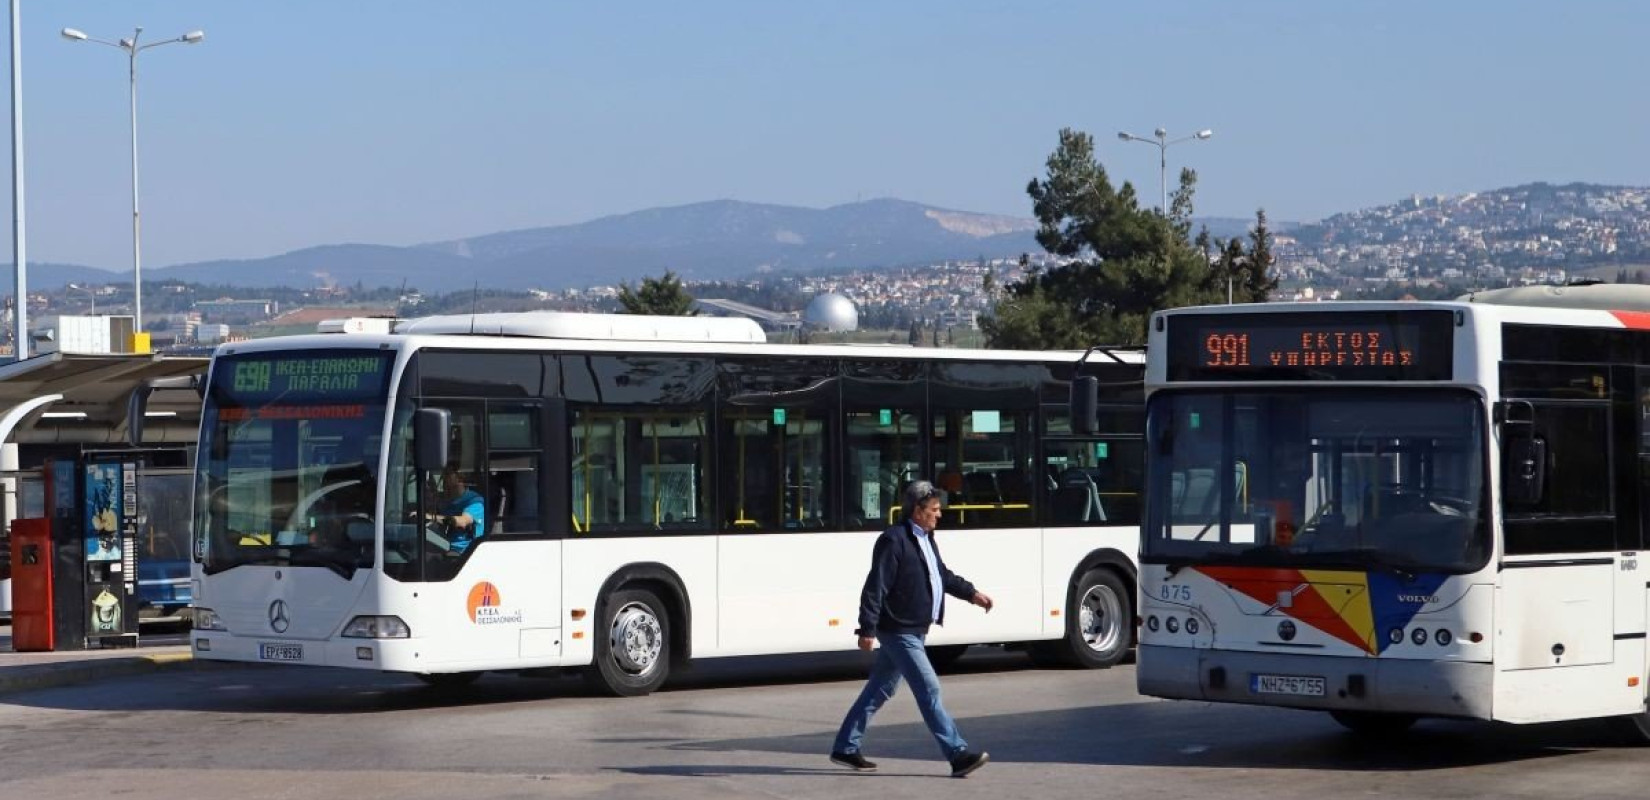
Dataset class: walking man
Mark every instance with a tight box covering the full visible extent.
[830,479,994,778]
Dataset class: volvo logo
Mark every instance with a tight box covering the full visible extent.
[268,599,291,634]
[1277,620,1297,641]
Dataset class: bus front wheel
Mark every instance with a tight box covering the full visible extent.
[586,588,671,697]
[1032,568,1133,669]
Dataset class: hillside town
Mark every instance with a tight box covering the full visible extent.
[1272,183,1650,300]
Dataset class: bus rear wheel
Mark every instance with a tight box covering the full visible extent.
[1032,568,1133,669]
[1329,710,1418,736]
[586,588,671,697]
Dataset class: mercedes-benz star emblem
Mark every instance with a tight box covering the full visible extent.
[269,599,291,634]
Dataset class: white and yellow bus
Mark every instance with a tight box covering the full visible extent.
[1131,285,1650,738]
[189,311,1144,694]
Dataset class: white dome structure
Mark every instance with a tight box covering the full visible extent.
[803,293,859,332]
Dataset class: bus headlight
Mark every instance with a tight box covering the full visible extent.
[342,615,411,639]
[193,607,228,631]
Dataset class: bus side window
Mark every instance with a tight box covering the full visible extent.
[487,403,542,534]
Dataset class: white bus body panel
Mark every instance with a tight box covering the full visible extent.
[918,527,1043,646]
[400,540,565,670]
[199,524,1136,671]
[716,530,877,655]
[1492,557,1645,723]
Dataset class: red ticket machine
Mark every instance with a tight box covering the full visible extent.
[10,517,54,651]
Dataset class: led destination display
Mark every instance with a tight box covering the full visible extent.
[1165,310,1455,382]
[213,351,393,402]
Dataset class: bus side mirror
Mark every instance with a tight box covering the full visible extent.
[1070,376,1099,434]
[415,408,451,471]
[1504,436,1546,506]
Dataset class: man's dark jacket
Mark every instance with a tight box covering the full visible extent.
[855,519,977,637]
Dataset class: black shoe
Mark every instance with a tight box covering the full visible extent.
[949,750,989,778]
[830,751,878,771]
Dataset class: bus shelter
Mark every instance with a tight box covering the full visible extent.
[0,352,207,649]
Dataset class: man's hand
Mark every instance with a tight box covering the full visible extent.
[971,591,994,612]
[857,635,875,651]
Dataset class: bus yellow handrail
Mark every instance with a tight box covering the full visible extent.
[887,503,1030,524]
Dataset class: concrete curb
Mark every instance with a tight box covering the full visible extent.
[0,651,201,696]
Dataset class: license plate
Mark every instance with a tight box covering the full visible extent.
[1250,673,1325,697]
[259,642,304,662]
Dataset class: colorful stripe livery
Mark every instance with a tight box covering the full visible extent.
[1194,567,1449,654]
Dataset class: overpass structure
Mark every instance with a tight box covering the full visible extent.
[693,298,801,330]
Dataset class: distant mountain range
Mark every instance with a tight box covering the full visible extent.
[16,199,1050,293]
[53,184,1650,295]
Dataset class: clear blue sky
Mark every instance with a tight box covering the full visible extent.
[5,0,1647,270]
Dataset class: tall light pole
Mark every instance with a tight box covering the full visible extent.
[1117,127,1213,214]
[61,25,204,336]
[11,0,26,359]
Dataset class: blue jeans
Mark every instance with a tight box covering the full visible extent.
[833,632,968,760]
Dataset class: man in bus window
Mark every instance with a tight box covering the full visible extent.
[830,479,994,778]
[427,467,484,554]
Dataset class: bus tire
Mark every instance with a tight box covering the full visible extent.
[926,644,969,671]
[1329,710,1418,736]
[1035,568,1132,669]
[586,587,671,697]
[416,671,482,689]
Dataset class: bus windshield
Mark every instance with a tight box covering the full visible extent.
[1145,389,1489,574]
[196,350,393,577]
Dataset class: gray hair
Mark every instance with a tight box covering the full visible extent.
[903,480,941,518]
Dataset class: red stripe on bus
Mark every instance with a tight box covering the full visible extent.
[1611,311,1650,330]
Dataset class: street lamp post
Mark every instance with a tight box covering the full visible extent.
[66,283,94,315]
[61,25,203,335]
[1117,127,1213,214]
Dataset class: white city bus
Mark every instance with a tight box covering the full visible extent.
[188,311,1145,694]
[1130,285,1650,738]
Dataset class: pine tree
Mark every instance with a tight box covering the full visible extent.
[981,128,1223,348]
[617,271,697,316]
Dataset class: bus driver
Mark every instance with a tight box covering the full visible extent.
[425,467,485,554]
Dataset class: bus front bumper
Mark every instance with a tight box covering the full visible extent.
[192,633,427,672]
[1137,644,1494,720]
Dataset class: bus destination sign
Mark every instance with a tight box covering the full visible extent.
[1165,310,1454,382]
[216,352,392,402]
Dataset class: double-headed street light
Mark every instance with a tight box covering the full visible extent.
[61,26,204,336]
[66,283,94,315]
[1117,127,1213,215]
